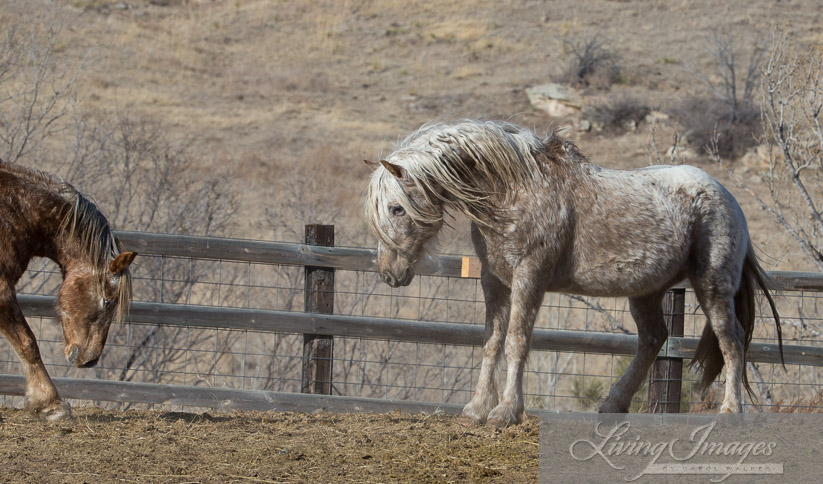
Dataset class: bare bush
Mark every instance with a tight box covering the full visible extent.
[560,31,621,89]
[670,95,761,159]
[670,28,765,159]
[0,11,86,164]
[583,93,650,133]
[715,27,823,272]
[708,26,823,408]
[699,29,765,119]
[646,116,685,166]
[64,113,238,236]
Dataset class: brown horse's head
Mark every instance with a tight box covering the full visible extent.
[57,251,136,368]
[366,158,445,288]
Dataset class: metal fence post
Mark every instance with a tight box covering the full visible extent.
[648,288,685,413]
[301,224,334,395]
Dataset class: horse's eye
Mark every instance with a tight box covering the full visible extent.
[390,205,405,216]
[102,298,112,309]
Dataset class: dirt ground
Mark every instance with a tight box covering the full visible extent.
[0,407,538,483]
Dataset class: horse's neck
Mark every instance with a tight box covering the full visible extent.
[11,179,79,269]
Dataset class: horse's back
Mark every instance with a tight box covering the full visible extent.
[561,164,747,296]
[638,164,747,232]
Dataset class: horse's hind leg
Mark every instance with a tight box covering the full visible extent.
[694,289,745,413]
[0,296,70,421]
[600,293,668,413]
[461,263,510,424]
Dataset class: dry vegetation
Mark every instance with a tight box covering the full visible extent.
[3,0,822,257]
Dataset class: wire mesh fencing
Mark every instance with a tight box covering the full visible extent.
[1,231,821,414]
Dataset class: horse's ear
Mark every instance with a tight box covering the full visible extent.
[380,160,406,179]
[363,159,379,169]
[109,251,137,275]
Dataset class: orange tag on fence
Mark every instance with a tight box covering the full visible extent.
[461,256,482,278]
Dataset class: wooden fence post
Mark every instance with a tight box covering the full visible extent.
[648,288,685,413]
[301,224,334,395]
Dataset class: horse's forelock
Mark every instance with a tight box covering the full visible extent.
[366,162,441,250]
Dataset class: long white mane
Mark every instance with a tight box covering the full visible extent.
[367,119,548,246]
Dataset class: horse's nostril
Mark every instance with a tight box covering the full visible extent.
[382,272,397,286]
[66,345,79,365]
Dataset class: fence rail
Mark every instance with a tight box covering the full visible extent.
[15,294,815,365]
[2,229,822,414]
[0,374,466,415]
[114,230,823,291]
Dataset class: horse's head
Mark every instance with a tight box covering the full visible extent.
[366,159,444,287]
[57,251,136,368]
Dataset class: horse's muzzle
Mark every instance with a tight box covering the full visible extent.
[65,344,100,368]
[381,269,414,288]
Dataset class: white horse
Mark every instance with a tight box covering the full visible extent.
[366,119,782,426]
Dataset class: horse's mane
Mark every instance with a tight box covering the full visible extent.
[0,162,132,322]
[367,119,561,246]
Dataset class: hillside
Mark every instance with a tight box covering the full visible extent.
[3,0,823,268]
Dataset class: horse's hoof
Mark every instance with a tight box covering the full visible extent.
[486,417,508,428]
[456,415,481,427]
[461,397,497,422]
[486,405,522,427]
[37,401,72,422]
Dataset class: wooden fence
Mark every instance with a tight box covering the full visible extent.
[2,228,823,415]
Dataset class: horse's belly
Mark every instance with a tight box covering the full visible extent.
[562,249,689,297]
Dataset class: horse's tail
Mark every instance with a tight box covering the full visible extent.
[691,244,784,396]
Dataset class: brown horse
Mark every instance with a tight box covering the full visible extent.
[0,161,136,420]
[366,119,783,426]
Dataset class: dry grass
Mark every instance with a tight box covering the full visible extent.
[689,389,823,414]
[12,0,809,264]
[769,389,823,413]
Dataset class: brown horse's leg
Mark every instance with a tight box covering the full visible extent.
[0,296,70,420]
[487,263,544,427]
[600,293,668,413]
[461,268,510,424]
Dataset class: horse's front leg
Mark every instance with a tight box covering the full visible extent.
[599,293,668,413]
[486,263,544,427]
[461,268,511,424]
[0,297,70,421]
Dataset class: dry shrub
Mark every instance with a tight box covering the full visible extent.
[583,94,650,133]
[671,28,765,160]
[769,390,823,413]
[690,389,823,414]
[559,31,622,89]
[689,388,721,413]
[668,95,761,160]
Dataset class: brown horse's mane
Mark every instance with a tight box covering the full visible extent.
[0,161,132,322]
[0,159,64,189]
